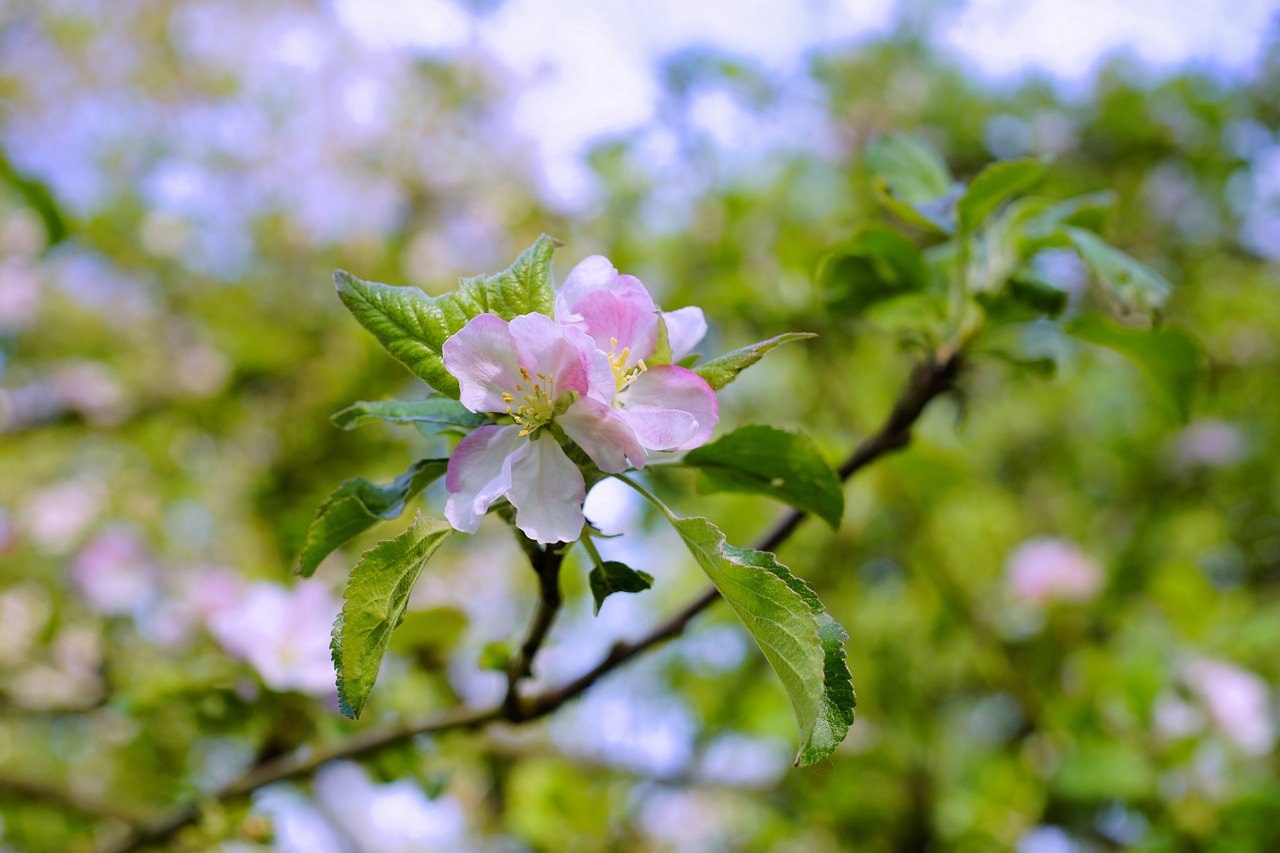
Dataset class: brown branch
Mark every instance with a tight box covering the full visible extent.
[96,351,960,853]
[503,536,565,721]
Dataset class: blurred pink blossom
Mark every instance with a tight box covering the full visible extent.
[20,476,106,553]
[1005,537,1103,605]
[208,581,338,697]
[71,526,158,614]
[1173,419,1247,468]
[1183,657,1275,755]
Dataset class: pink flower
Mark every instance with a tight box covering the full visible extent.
[1183,657,1275,755]
[1005,537,1103,605]
[555,256,718,453]
[71,527,158,615]
[442,312,647,544]
[207,581,339,697]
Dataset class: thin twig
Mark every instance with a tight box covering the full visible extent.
[97,352,961,853]
[503,538,565,721]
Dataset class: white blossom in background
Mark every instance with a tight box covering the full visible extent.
[1182,657,1276,755]
[208,581,339,697]
[1005,537,1104,605]
[71,526,158,615]
[313,761,469,852]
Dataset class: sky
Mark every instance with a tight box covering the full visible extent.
[334,0,1280,206]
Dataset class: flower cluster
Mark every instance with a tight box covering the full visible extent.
[441,257,719,545]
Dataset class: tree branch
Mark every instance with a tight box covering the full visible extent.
[503,537,565,721]
[96,351,960,853]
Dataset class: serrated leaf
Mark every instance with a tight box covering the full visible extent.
[694,333,816,391]
[588,561,654,615]
[957,158,1048,232]
[1065,314,1200,422]
[335,235,558,397]
[297,458,448,578]
[866,133,953,204]
[817,224,928,317]
[334,513,453,718]
[672,517,855,765]
[683,426,844,529]
[331,398,488,431]
[1064,227,1171,314]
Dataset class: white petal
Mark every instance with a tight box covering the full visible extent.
[444,425,524,533]
[558,396,646,473]
[555,255,618,323]
[563,324,617,404]
[661,306,707,361]
[508,313,590,399]
[619,366,719,451]
[507,436,586,544]
[442,314,521,413]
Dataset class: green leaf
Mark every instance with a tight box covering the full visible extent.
[672,517,854,766]
[957,158,1048,232]
[866,133,952,204]
[683,426,844,529]
[1065,314,1200,421]
[817,225,928,317]
[334,513,453,718]
[866,133,957,234]
[331,398,488,431]
[479,641,512,672]
[335,235,559,397]
[387,607,468,656]
[297,458,448,578]
[694,333,816,391]
[1064,227,1171,314]
[588,561,654,615]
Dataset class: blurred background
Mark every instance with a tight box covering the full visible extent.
[3,0,1280,850]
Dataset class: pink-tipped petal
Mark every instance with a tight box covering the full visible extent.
[619,365,719,451]
[508,313,590,399]
[563,324,617,404]
[558,396,647,473]
[443,314,522,413]
[444,424,524,533]
[661,306,707,361]
[507,436,586,544]
[569,276,660,364]
[555,255,619,323]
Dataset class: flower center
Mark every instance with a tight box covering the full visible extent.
[608,336,647,393]
[504,368,558,437]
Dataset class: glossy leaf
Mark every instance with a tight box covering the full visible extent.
[333,513,453,718]
[1066,314,1200,421]
[683,425,844,529]
[957,158,1048,232]
[331,398,488,431]
[335,235,558,397]
[588,561,654,615]
[673,516,855,765]
[694,333,816,391]
[1065,227,1171,314]
[297,458,448,578]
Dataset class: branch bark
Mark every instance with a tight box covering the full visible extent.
[96,351,960,853]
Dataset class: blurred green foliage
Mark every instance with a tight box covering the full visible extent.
[2,2,1280,851]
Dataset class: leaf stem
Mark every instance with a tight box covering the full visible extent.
[612,473,678,522]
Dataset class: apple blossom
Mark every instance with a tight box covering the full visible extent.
[441,311,647,544]
[555,255,718,452]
